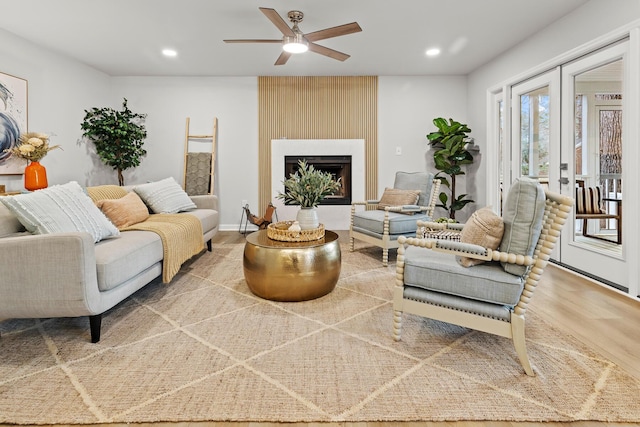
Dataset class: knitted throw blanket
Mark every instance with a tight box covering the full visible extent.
[87,185,204,283]
[124,214,204,283]
[87,185,128,202]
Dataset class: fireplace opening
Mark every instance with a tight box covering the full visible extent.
[284,155,352,205]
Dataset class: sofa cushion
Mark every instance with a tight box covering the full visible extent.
[0,181,119,243]
[403,245,524,307]
[353,210,430,235]
[377,188,420,211]
[94,230,164,291]
[96,191,150,229]
[0,203,25,237]
[184,209,218,234]
[458,207,504,267]
[394,172,434,207]
[133,177,197,214]
[499,178,545,276]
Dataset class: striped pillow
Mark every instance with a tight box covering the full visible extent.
[133,177,197,214]
[0,181,119,243]
[575,187,603,214]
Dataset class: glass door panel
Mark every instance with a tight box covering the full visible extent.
[511,70,561,259]
[519,87,550,183]
[560,45,628,290]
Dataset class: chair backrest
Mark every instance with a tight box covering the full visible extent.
[393,172,434,207]
[499,178,546,276]
[513,187,573,315]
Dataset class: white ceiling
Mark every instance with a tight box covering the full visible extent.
[0,0,590,77]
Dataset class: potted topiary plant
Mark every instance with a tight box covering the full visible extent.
[427,117,475,220]
[276,159,341,230]
[80,98,147,186]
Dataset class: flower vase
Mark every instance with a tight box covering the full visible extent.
[296,207,319,230]
[24,161,48,191]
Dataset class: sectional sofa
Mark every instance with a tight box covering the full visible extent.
[0,178,219,343]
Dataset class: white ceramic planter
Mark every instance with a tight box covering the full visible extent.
[296,207,319,230]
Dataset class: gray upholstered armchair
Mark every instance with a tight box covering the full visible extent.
[393,178,573,376]
[349,172,440,266]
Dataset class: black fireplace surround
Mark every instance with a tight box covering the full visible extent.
[284,155,352,205]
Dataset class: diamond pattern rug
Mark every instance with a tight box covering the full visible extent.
[1,241,640,424]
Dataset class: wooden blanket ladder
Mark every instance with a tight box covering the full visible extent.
[183,117,217,195]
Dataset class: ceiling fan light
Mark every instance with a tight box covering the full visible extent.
[283,35,308,53]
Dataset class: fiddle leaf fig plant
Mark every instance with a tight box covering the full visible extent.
[80,98,147,186]
[427,117,475,219]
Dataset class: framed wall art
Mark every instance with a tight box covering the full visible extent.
[0,71,28,175]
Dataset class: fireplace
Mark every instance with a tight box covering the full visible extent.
[284,155,352,205]
[271,139,364,230]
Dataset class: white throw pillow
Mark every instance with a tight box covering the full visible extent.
[0,181,120,243]
[133,177,197,214]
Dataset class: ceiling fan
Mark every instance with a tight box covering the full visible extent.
[223,7,362,66]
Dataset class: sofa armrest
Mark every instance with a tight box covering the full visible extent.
[190,194,219,211]
[0,232,101,318]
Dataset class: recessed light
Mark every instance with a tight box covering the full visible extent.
[426,48,441,57]
[162,49,178,57]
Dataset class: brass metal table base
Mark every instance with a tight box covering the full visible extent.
[243,230,341,301]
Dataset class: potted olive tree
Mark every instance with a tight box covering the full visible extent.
[80,98,147,186]
[276,159,341,230]
[427,117,475,220]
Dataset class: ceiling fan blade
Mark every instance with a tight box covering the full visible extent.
[260,7,295,37]
[308,43,350,61]
[224,39,282,43]
[304,22,362,42]
[274,51,292,66]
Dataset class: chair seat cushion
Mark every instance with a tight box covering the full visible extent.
[403,245,525,306]
[353,210,430,235]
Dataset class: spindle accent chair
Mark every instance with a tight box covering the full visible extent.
[350,172,440,266]
[393,178,573,376]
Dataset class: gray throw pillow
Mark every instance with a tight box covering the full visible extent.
[133,177,197,214]
[0,181,119,243]
[499,177,545,276]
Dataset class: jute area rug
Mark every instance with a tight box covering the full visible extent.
[1,240,640,424]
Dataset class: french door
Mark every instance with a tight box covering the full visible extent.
[507,42,632,290]
[559,42,629,289]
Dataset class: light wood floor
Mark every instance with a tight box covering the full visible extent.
[9,231,640,427]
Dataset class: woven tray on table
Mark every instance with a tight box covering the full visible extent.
[267,221,325,242]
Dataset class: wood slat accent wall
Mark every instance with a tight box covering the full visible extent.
[258,76,378,210]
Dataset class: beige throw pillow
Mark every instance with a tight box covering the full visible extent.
[458,206,504,267]
[377,188,420,210]
[96,191,150,230]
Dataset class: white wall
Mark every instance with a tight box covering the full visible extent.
[0,29,469,230]
[111,76,468,229]
[378,76,469,220]
[467,0,640,207]
[0,29,112,191]
[110,76,258,229]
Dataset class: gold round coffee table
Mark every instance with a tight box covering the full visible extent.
[243,230,341,301]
